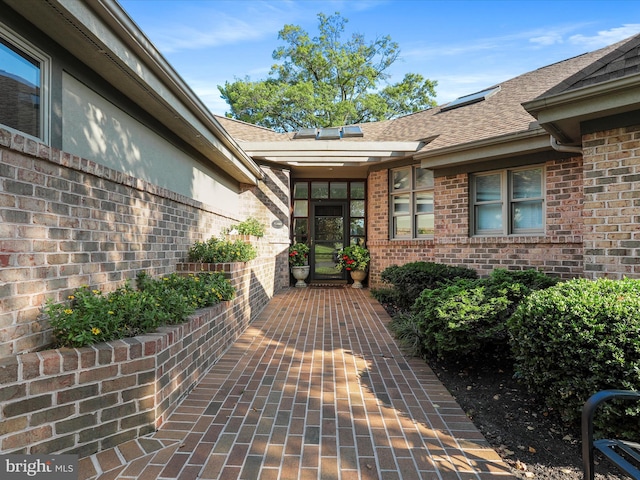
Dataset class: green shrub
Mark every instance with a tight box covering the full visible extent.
[508,278,640,435]
[45,272,235,348]
[406,268,557,359]
[373,261,478,311]
[187,237,257,263]
[224,217,265,237]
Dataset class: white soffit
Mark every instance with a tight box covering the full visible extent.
[239,140,423,165]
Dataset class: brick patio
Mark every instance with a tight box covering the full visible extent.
[79,287,515,479]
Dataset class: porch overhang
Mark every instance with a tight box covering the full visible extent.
[239,140,424,168]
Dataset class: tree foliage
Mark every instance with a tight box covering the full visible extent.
[218,12,437,132]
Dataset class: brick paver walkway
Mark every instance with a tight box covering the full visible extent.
[80,287,515,479]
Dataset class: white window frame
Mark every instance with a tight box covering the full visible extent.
[470,165,545,236]
[0,24,50,143]
[390,166,434,239]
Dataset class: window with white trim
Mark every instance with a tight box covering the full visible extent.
[470,166,544,236]
[0,26,49,142]
[390,166,434,239]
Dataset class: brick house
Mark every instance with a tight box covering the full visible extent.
[2,0,640,357]
[219,34,640,286]
[2,0,640,458]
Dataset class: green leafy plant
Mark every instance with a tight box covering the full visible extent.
[389,268,557,360]
[288,242,310,266]
[373,261,478,312]
[45,272,235,348]
[224,217,266,237]
[188,237,257,263]
[508,277,640,435]
[336,244,370,271]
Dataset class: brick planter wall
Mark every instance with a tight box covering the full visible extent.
[0,260,269,458]
[0,128,291,357]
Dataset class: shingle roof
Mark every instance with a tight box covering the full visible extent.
[214,37,634,157]
[538,34,640,96]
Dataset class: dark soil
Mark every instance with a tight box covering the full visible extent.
[427,352,629,480]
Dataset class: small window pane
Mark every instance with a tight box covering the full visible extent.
[512,169,542,199]
[416,214,434,236]
[394,216,411,237]
[293,218,308,242]
[350,237,365,246]
[293,182,308,199]
[350,200,364,217]
[513,201,543,230]
[392,195,410,214]
[476,204,503,231]
[350,219,365,236]
[415,193,433,213]
[330,182,347,199]
[311,182,329,199]
[475,174,501,202]
[351,182,365,199]
[0,37,41,138]
[392,168,410,191]
[293,200,308,217]
[415,168,434,189]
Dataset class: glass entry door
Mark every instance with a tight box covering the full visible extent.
[311,203,347,281]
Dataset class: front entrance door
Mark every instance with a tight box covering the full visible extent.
[310,202,347,282]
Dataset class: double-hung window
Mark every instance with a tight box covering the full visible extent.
[390,166,434,239]
[0,25,49,142]
[470,166,544,235]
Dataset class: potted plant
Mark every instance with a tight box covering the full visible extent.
[289,242,310,287]
[336,244,370,288]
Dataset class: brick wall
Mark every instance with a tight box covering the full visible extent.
[0,127,290,357]
[582,125,640,279]
[0,260,268,457]
[366,157,585,288]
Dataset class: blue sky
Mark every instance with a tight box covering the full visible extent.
[118,0,640,116]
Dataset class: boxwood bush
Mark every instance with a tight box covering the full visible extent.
[394,268,557,359]
[508,277,640,436]
[373,261,478,312]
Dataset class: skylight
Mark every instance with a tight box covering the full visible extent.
[342,125,364,138]
[294,128,317,139]
[441,86,501,111]
[317,127,341,140]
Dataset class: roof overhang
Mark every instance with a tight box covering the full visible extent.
[416,127,551,169]
[4,0,263,185]
[523,73,640,144]
[240,140,423,168]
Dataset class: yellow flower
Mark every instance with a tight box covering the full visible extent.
[91,327,101,335]
[108,311,114,315]
[68,295,75,300]
[64,309,73,315]
[92,289,101,295]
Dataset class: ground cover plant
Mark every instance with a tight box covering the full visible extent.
[45,272,235,348]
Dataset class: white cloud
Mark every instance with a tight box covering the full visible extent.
[530,33,564,47]
[569,24,640,49]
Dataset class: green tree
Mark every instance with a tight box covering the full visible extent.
[218,12,437,132]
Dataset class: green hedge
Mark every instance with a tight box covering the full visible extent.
[508,278,640,435]
[406,268,557,359]
[373,261,477,311]
[187,237,257,263]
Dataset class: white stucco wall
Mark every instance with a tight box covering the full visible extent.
[61,73,239,211]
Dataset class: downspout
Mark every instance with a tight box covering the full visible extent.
[550,136,583,155]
